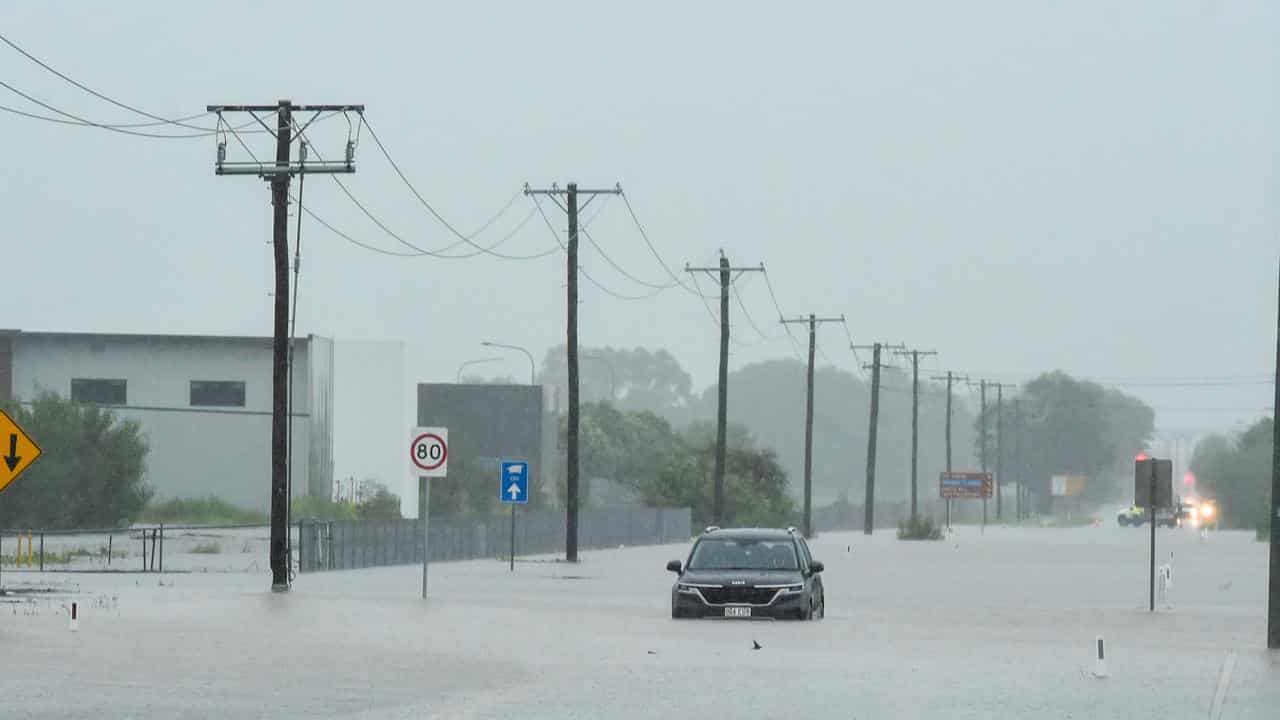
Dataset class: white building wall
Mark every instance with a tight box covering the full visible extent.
[331,341,410,514]
[10,333,315,513]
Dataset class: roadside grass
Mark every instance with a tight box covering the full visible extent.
[139,497,267,526]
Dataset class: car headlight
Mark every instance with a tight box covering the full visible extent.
[1201,504,1215,519]
[676,583,698,593]
[780,584,804,594]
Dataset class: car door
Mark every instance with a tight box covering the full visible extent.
[797,537,822,601]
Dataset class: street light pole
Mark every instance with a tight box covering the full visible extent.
[481,341,536,385]
[456,357,504,383]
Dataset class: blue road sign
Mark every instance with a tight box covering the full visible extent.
[500,461,529,505]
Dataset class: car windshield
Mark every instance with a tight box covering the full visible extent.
[688,538,798,571]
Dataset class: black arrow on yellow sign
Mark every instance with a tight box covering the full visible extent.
[4,434,18,471]
[0,409,42,494]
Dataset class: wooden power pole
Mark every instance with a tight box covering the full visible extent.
[781,313,845,538]
[523,182,621,562]
[686,255,763,526]
[208,100,363,591]
[894,348,937,522]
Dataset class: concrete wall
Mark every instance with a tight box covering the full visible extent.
[9,333,326,512]
[416,383,544,501]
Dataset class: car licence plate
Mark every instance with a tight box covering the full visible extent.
[724,606,752,618]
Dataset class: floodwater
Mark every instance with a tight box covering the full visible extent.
[2,524,1277,718]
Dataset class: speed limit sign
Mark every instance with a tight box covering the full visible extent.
[410,427,449,477]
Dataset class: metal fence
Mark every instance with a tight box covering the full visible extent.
[298,507,692,573]
[0,523,289,575]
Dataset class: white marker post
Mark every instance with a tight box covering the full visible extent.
[410,427,448,599]
[1094,635,1107,678]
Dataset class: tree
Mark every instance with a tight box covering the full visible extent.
[540,345,695,421]
[694,359,977,508]
[550,401,797,526]
[982,372,1154,511]
[638,424,796,527]
[428,457,507,516]
[1190,418,1272,530]
[0,393,151,529]
[355,481,403,520]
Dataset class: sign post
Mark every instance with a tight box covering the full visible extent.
[410,427,448,598]
[500,461,529,572]
[1135,456,1173,612]
[939,472,993,530]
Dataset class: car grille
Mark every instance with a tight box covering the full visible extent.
[698,586,778,606]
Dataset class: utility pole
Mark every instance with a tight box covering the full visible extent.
[975,379,990,530]
[857,343,883,535]
[894,348,937,522]
[781,313,845,538]
[1012,394,1023,522]
[993,383,1016,523]
[1269,258,1280,649]
[208,100,363,592]
[686,255,764,526]
[854,343,902,534]
[523,182,621,563]
[931,371,969,529]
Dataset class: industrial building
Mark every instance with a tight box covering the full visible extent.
[0,330,334,512]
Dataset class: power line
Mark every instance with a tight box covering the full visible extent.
[0,31,225,132]
[531,193,656,301]
[0,79,217,139]
[731,280,783,342]
[580,226,677,290]
[290,120,541,260]
[617,191,715,299]
[0,101,250,132]
[761,269,804,359]
[687,271,723,325]
[359,115,532,259]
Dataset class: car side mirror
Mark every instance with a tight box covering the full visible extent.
[808,561,824,574]
[666,560,682,573]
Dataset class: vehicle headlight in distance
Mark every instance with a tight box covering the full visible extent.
[1201,504,1215,519]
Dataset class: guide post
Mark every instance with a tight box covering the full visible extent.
[1149,462,1156,613]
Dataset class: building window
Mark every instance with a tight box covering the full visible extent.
[71,378,127,405]
[190,380,246,408]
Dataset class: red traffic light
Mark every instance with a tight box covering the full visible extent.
[1135,452,1149,462]
[1183,472,1195,486]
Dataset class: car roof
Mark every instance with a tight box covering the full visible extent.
[698,527,796,541]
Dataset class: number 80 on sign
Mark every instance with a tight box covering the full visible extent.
[410,427,448,477]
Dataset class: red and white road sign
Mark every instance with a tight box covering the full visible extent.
[410,427,449,477]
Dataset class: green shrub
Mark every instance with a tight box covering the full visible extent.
[0,394,151,529]
[290,495,358,522]
[140,496,266,526]
[190,542,222,554]
[897,514,944,541]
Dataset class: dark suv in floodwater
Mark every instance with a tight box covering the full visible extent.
[666,527,825,620]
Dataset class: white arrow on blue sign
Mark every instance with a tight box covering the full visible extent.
[500,461,529,505]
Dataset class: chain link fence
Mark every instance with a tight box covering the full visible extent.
[298,507,692,572]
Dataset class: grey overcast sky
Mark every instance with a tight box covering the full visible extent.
[3,1,1276,436]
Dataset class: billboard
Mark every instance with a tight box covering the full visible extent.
[1050,475,1088,497]
[940,471,993,499]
